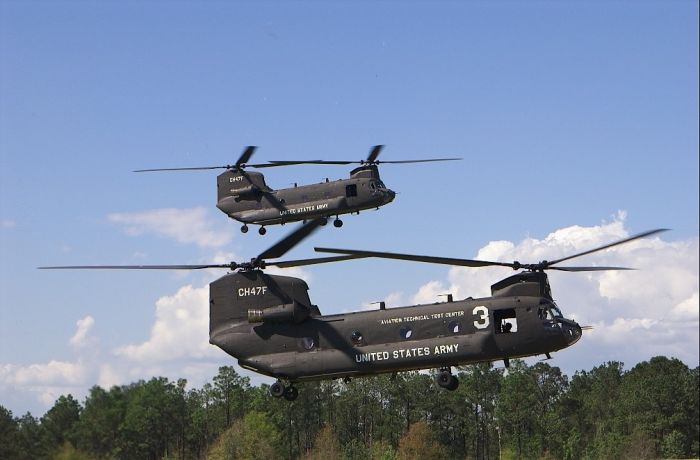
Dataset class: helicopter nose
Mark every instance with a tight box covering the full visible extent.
[385,189,396,202]
[565,322,583,346]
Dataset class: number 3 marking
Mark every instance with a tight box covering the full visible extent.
[473,306,490,329]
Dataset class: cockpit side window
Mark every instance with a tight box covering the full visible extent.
[494,308,518,333]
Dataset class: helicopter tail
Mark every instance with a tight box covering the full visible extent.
[209,270,314,339]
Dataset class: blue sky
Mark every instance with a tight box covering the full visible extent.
[1,1,698,416]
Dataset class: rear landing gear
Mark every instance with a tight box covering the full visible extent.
[241,224,249,234]
[333,218,343,228]
[258,227,267,235]
[270,380,298,401]
[437,368,459,391]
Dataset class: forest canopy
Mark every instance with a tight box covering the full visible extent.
[1,356,698,460]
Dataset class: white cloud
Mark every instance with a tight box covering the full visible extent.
[412,280,448,305]
[0,360,87,386]
[1,219,16,229]
[69,316,95,348]
[406,216,699,371]
[115,284,217,362]
[108,207,233,248]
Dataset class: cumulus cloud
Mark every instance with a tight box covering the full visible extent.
[405,217,699,371]
[69,316,95,348]
[115,284,216,362]
[108,207,233,248]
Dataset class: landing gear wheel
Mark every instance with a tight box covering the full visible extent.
[437,370,459,391]
[333,218,343,228]
[241,225,249,234]
[283,385,298,401]
[270,381,285,398]
[319,218,328,226]
[258,227,267,235]
[447,375,459,391]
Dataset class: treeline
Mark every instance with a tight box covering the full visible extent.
[1,356,698,459]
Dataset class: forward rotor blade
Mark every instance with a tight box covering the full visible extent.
[257,218,326,261]
[314,248,514,268]
[545,228,669,267]
[548,266,635,272]
[267,255,367,268]
[236,146,257,168]
[366,145,384,164]
[268,160,354,166]
[38,264,233,270]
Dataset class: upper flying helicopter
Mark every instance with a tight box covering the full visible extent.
[134,145,460,235]
[39,219,666,401]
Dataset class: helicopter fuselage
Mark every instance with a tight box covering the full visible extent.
[208,271,582,383]
[215,166,396,226]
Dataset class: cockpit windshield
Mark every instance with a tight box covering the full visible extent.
[550,305,563,318]
[376,180,386,190]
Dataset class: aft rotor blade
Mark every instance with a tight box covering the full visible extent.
[257,218,326,261]
[235,145,257,168]
[548,266,635,272]
[314,248,514,268]
[133,162,279,172]
[375,158,462,164]
[366,145,384,163]
[545,228,669,267]
[38,264,233,270]
[134,165,231,172]
[268,255,367,268]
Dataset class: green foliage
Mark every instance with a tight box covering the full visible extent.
[305,425,341,460]
[0,405,21,460]
[5,355,699,460]
[41,394,81,451]
[53,441,92,460]
[208,410,282,460]
[396,421,447,460]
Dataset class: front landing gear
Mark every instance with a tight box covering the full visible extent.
[436,368,459,391]
[270,380,298,401]
[258,226,267,235]
[241,224,249,234]
[333,217,343,228]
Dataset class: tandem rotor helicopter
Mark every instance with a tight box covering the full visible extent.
[134,145,460,235]
[40,219,666,401]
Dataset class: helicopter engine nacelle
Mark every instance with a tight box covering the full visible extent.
[247,301,309,324]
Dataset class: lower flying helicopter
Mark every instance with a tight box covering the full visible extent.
[135,145,460,235]
[40,220,665,401]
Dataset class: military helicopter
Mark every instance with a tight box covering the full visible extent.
[134,145,460,235]
[39,220,666,401]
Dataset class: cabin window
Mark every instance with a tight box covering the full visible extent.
[369,182,376,191]
[351,330,363,345]
[448,321,461,334]
[301,337,315,350]
[494,308,518,333]
[400,326,413,339]
[345,184,357,198]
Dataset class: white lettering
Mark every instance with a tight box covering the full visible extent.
[237,286,268,297]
